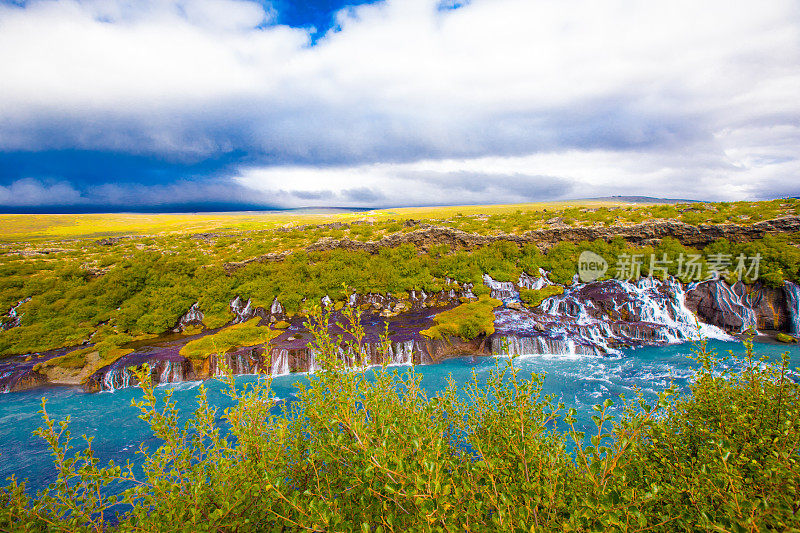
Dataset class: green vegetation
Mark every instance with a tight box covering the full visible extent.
[181,324,203,336]
[37,347,94,370]
[179,318,281,370]
[2,310,798,532]
[519,285,564,307]
[1,199,799,361]
[420,295,501,340]
[36,334,136,377]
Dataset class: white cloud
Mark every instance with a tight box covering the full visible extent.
[0,178,83,206]
[0,0,799,204]
[234,141,800,207]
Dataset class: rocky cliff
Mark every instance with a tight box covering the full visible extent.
[225,216,800,272]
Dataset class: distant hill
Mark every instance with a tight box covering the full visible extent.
[578,196,702,204]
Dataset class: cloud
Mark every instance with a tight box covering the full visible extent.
[0,0,799,207]
[0,178,83,206]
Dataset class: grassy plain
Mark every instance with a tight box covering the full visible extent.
[0,201,624,242]
[1,198,796,244]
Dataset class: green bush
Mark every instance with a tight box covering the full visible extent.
[180,318,281,370]
[520,285,564,307]
[420,295,501,340]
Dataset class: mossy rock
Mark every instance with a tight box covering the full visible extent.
[181,325,204,336]
[519,285,564,308]
[273,320,291,330]
[421,295,501,341]
[180,318,282,372]
[776,332,797,343]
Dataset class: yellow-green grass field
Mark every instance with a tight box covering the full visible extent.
[0,199,662,242]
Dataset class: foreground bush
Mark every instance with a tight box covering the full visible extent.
[1,309,798,532]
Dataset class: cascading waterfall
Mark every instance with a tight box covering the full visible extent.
[271,349,290,376]
[270,297,285,315]
[102,364,134,392]
[389,340,415,365]
[494,277,731,359]
[307,348,320,373]
[615,278,730,342]
[785,281,800,335]
[518,269,552,290]
[707,280,758,333]
[230,296,254,324]
[482,274,519,301]
[492,335,600,357]
[1,297,31,330]
[159,361,173,384]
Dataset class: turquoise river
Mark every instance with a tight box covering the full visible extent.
[1,339,799,494]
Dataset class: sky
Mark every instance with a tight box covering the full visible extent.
[0,0,799,212]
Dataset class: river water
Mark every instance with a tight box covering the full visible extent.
[1,339,799,493]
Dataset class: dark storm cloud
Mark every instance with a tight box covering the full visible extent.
[342,187,384,203]
[290,189,336,200]
[400,171,574,200]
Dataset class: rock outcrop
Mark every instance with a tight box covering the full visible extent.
[174,302,204,332]
[684,280,790,333]
[1,298,31,331]
[225,216,800,272]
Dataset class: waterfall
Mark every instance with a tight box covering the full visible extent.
[307,348,320,373]
[270,297,285,315]
[390,340,414,365]
[518,270,552,290]
[159,361,173,384]
[482,274,519,301]
[102,364,133,393]
[494,276,731,359]
[230,296,254,324]
[176,303,204,330]
[1,297,31,330]
[491,335,600,357]
[611,278,730,341]
[271,349,290,376]
[707,280,758,333]
[785,281,800,335]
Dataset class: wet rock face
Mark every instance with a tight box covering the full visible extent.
[174,302,204,332]
[1,367,48,393]
[784,281,800,335]
[742,283,789,331]
[496,277,729,357]
[684,280,789,332]
[1,298,31,331]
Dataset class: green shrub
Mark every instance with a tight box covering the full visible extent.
[420,295,501,340]
[180,318,280,370]
[520,285,564,307]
